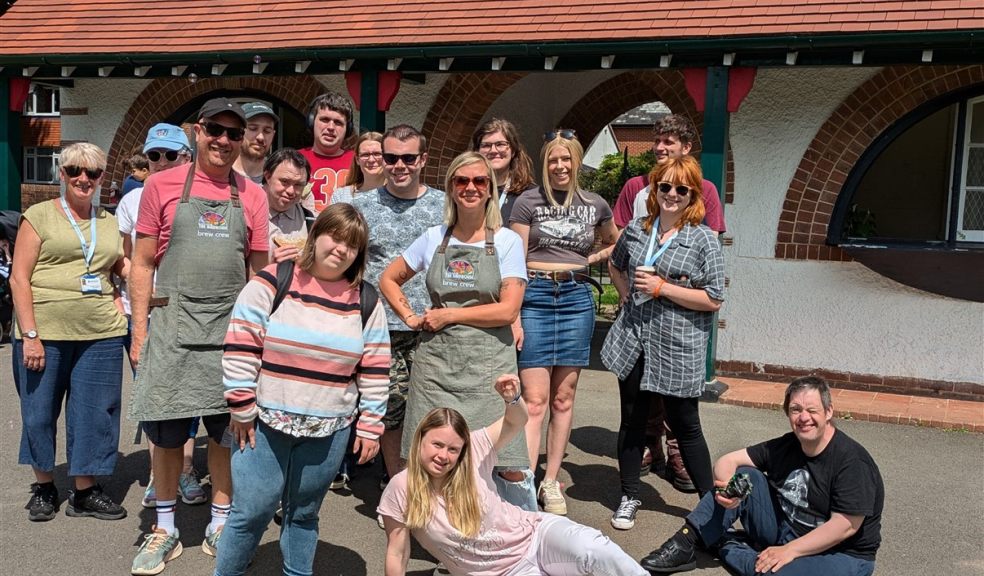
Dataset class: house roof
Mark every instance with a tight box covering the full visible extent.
[1,0,982,72]
[612,102,671,126]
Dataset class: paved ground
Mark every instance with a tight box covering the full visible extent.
[1,342,982,576]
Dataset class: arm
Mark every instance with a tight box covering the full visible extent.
[421,277,525,332]
[755,512,864,573]
[379,256,423,330]
[711,448,756,508]
[9,219,44,371]
[128,234,157,368]
[609,262,630,305]
[248,250,268,277]
[586,219,620,265]
[223,276,272,450]
[631,235,724,312]
[351,301,390,464]
[485,374,529,453]
[383,517,411,576]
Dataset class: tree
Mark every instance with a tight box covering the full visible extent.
[580,149,656,205]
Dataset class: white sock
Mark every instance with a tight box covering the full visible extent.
[156,499,177,534]
[209,503,231,535]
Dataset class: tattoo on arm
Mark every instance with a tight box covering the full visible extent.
[500,278,526,290]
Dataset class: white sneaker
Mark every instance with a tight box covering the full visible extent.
[610,495,642,530]
[537,479,567,515]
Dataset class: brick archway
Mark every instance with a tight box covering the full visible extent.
[776,64,984,261]
[106,75,327,185]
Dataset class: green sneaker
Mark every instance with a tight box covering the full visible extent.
[201,525,223,557]
[132,527,182,575]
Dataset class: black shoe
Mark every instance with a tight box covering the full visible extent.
[27,482,59,522]
[640,536,697,574]
[66,485,127,520]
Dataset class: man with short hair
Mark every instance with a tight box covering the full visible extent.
[233,101,278,184]
[640,376,883,575]
[300,91,355,214]
[611,113,727,493]
[351,124,444,490]
[263,148,311,264]
[128,98,270,575]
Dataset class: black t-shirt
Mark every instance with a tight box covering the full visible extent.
[747,428,884,560]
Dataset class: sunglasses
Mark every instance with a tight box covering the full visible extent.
[543,128,577,141]
[382,153,420,166]
[200,120,245,142]
[656,181,692,197]
[452,175,490,192]
[146,150,182,163]
[63,165,104,180]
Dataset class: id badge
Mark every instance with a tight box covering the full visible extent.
[632,291,653,306]
[80,273,103,295]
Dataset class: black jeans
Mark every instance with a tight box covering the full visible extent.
[617,355,713,498]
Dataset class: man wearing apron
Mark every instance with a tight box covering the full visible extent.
[128,99,270,575]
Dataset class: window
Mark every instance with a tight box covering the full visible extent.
[24,147,60,183]
[24,84,60,116]
[957,96,984,242]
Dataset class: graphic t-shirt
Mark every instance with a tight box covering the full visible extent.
[509,187,613,268]
[402,225,527,281]
[351,186,445,331]
[299,147,354,214]
[747,429,884,560]
[377,429,541,576]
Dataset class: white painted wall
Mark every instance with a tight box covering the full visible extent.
[720,66,984,385]
[583,125,619,169]
[59,78,152,152]
[313,73,449,131]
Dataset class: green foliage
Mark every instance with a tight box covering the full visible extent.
[580,150,657,205]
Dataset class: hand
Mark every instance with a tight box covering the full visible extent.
[713,479,740,509]
[420,308,455,332]
[510,322,524,351]
[22,338,45,372]
[494,374,521,403]
[353,436,380,465]
[404,314,424,331]
[230,419,256,451]
[114,293,126,315]
[755,544,798,573]
[633,269,665,296]
[272,245,300,264]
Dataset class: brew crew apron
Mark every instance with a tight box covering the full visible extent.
[401,227,527,467]
[130,164,248,420]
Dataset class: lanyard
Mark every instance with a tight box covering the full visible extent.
[498,179,511,209]
[643,217,678,267]
[60,196,97,271]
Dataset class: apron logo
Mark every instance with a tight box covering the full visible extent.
[198,211,230,238]
[443,259,476,288]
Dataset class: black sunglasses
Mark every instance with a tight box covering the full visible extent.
[200,120,245,142]
[63,165,104,180]
[452,175,490,192]
[544,128,577,141]
[146,150,181,163]
[656,181,692,197]
[382,153,420,166]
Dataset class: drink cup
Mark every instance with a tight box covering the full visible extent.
[637,265,655,275]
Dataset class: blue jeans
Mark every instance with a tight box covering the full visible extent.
[687,467,875,576]
[214,420,350,576]
[14,337,124,475]
[518,278,595,368]
[493,467,538,512]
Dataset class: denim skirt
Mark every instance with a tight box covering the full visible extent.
[518,277,595,368]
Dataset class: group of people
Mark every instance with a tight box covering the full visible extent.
[8,90,884,576]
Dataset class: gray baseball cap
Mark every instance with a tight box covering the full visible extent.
[241,102,279,124]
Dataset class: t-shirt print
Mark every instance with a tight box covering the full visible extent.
[533,203,599,254]
[779,468,825,529]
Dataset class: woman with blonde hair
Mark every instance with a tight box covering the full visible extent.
[379,374,647,576]
[331,131,385,205]
[509,130,619,515]
[602,156,725,531]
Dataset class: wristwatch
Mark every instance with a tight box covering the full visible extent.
[24,329,38,339]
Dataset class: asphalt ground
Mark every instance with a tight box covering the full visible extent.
[1,341,982,576]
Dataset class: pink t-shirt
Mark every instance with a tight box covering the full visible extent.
[378,429,541,576]
[613,174,726,232]
[136,163,270,265]
[299,147,354,214]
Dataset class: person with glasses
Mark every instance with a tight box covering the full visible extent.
[128,98,270,575]
[379,152,533,517]
[351,124,445,509]
[601,156,725,533]
[470,118,537,224]
[331,131,385,206]
[233,102,279,185]
[10,142,129,523]
[509,130,619,516]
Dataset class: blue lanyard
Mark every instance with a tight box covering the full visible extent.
[643,218,678,267]
[60,196,97,271]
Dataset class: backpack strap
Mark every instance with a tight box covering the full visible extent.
[360,281,378,328]
[270,259,295,315]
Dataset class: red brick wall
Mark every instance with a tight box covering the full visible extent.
[20,183,60,208]
[21,117,60,147]
[611,125,653,156]
[776,64,984,261]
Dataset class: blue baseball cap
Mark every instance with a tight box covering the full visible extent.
[143,123,190,153]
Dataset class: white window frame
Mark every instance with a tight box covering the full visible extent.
[23,147,61,184]
[956,95,984,243]
[24,84,60,117]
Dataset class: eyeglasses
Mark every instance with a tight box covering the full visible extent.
[382,153,420,166]
[452,175,490,192]
[200,120,245,142]
[63,165,104,180]
[656,181,692,197]
[358,152,383,161]
[146,150,182,163]
[478,141,510,152]
[543,129,577,141]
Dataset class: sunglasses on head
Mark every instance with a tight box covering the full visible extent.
[656,181,692,197]
[63,165,104,180]
[452,175,490,192]
[200,120,245,142]
[543,128,577,141]
[382,153,420,166]
[146,150,182,163]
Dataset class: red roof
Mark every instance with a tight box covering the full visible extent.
[2,0,982,56]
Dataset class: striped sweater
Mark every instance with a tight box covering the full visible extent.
[223,263,390,440]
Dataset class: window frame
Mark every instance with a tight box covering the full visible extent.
[23,147,61,184]
[955,94,984,243]
[24,84,60,117]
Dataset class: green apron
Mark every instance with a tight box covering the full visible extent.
[401,227,527,468]
[130,165,248,421]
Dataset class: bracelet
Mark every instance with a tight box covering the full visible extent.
[651,277,665,298]
[507,390,523,405]
[404,312,417,323]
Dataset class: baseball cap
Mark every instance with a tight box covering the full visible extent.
[198,98,247,126]
[143,123,191,153]
[242,102,279,123]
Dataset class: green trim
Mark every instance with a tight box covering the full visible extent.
[0,78,23,212]
[358,67,385,132]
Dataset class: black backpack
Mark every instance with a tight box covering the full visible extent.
[269,260,378,328]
